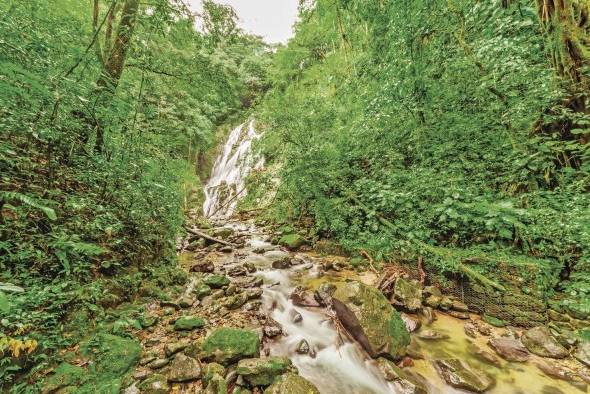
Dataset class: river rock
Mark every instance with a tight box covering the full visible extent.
[314,282,336,306]
[332,280,410,359]
[264,373,320,394]
[165,341,188,357]
[174,316,206,331]
[296,339,310,354]
[425,295,442,308]
[391,278,422,312]
[449,310,470,319]
[138,374,169,394]
[228,265,248,277]
[488,337,529,362]
[278,234,306,250]
[291,310,303,324]
[401,313,421,333]
[204,274,230,289]
[194,283,212,299]
[236,357,294,386]
[191,261,215,273]
[224,293,248,310]
[167,354,202,382]
[433,359,495,393]
[464,322,478,338]
[148,358,170,369]
[201,328,260,365]
[203,362,226,385]
[521,326,568,358]
[290,286,321,307]
[467,343,502,367]
[271,257,292,269]
[416,329,449,340]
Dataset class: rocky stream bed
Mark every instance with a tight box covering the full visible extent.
[42,218,590,394]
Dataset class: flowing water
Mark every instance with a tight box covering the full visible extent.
[201,120,589,394]
[203,120,262,218]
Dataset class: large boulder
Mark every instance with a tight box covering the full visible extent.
[43,363,88,394]
[391,278,422,312]
[433,359,495,393]
[521,326,568,359]
[201,328,260,365]
[81,333,142,378]
[332,281,410,359]
[264,373,320,394]
[236,357,294,386]
[487,337,529,362]
[204,275,230,289]
[278,234,306,250]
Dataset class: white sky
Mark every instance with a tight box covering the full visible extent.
[188,0,300,44]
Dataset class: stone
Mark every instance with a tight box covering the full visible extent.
[213,227,234,239]
[132,370,150,380]
[225,293,248,310]
[521,326,568,358]
[574,337,590,367]
[167,354,201,382]
[148,359,169,370]
[416,330,449,340]
[290,286,321,307]
[401,313,421,333]
[439,297,454,311]
[548,309,570,322]
[205,373,228,394]
[190,261,215,273]
[314,282,336,306]
[296,339,310,354]
[203,363,226,385]
[204,275,230,289]
[138,374,169,394]
[467,343,502,367]
[236,357,294,386]
[433,359,495,393]
[420,307,435,325]
[423,286,442,298]
[449,310,470,319]
[194,283,212,299]
[225,284,238,296]
[264,322,282,338]
[488,337,529,362]
[391,278,422,312]
[81,333,141,378]
[174,316,206,331]
[228,266,247,277]
[425,295,442,308]
[139,315,159,329]
[178,295,194,308]
[220,246,233,253]
[450,299,469,313]
[160,300,180,310]
[246,288,263,300]
[201,328,260,365]
[291,310,303,324]
[535,362,575,381]
[164,341,188,357]
[376,359,427,394]
[464,322,478,338]
[264,373,319,394]
[278,234,306,250]
[139,355,157,366]
[271,257,292,269]
[332,281,410,359]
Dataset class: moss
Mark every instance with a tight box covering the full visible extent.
[203,363,226,385]
[81,333,141,377]
[236,357,293,386]
[201,328,260,365]
[278,234,306,250]
[174,316,206,331]
[483,314,506,327]
[206,373,228,394]
[43,363,88,394]
[194,282,212,299]
[264,373,320,394]
[204,275,230,288]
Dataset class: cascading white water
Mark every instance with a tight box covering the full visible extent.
[203,120,262,218]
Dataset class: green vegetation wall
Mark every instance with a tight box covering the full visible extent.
[256,0,590,313]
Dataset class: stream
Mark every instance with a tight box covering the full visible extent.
[192,121,589,394]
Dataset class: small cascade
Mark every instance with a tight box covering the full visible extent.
[203,120,262,218]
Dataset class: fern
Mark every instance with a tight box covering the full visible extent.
[0,191,57,221]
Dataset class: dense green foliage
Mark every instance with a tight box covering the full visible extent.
[0,0,268,389]
[253,0,589,307]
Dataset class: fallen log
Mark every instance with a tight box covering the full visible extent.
[185,227,235,247]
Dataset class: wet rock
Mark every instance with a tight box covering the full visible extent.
[296,339,310,354]
[167,353,201,382]
[148,358,170,370]
[139,314,159,329]
[204,274,230,289]
[332,280,410,359]
[271,257,292,269]
[290,286,321,307]
[420,307,435,325]
[425,295,442,308]
[201,328,260,365]
[487,337,529,362]
[464,322,478,338]
[474,320,492,336]
[203,362,226,385]
[211,289,225,299]
[467,343,502,367]
[174,316,206,331]
[228,265,247,277]
[205,373,228,394]
[291,310,303,324]
[391,278,423,312]
[246,288,263,300]
[264,373,320,394]
[314,282,336,306]
[536,361,575,381]
[236,357,294,386]
[449,310,470,319]
[433,359,495,393]
[213,227,234,239]
[376,358,428,394]
[263,320,282,338]
[450,299,469,313]
[521,326,568,359]
[244,262,256,273]
[225,293,248,310]
[191,261,215,273]
[194,283,212,299]
[278,233,306,250]
[574,337,590,367]
[138,374,169,394]
[400,313,421,333]
[416,330,449,340]
[263,250,290,262]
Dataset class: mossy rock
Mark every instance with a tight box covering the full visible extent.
[332,281,410,359]
[203,363,226,385]
[205,373,228,394]
[201,328,260,365]
[204,275,230,289]
[264,373,320,394]
[194,282,212,299]
[138,374,169,394]
[278,234,306,250]
[236,357,294,386]
[81,332,141,377]
[483,314,507,327]
[174,316,206,331]
[43,363,88,394]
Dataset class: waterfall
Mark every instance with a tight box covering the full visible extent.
[203,120,262,218]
